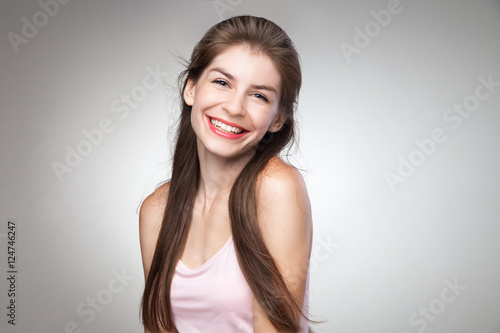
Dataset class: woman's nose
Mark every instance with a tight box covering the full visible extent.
[222,91,246,116]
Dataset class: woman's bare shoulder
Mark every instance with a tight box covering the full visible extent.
[256,156,311,229]
[257,156,307,195]
[139,181,170,278]
[139,182,170,226]
[254,157,312,323]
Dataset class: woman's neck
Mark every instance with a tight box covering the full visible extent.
[196,139,254,204]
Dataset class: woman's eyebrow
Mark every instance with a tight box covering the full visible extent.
[250,84,277,94]
[209,67,234,80]
[209,67,277,95]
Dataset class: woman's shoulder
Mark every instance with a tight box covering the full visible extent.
[256,156,311,227]
[256,157,312,278]
[257,156,307,197]
[139,181,170,278]
[139,182,170,226]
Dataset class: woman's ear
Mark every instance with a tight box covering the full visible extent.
[183,78,196,106]
[268,112,286,133]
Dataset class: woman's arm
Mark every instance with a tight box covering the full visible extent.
[139,183,178,333]
[253,158,313,332]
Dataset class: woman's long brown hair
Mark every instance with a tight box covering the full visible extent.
[141,15,304,332]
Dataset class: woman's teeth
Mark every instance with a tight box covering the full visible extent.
[210,118,243,134]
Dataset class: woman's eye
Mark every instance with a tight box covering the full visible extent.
[253,93,269,103]
[213,79,228,87]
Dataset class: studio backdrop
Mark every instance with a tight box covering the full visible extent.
[1,0,499,332]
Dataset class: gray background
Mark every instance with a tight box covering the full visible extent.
[1,0,499,332]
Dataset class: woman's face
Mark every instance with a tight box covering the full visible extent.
[184,44,283,161]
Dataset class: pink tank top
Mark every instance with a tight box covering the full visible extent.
[170,235,310,333]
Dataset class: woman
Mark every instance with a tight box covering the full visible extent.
[139,15,312,333]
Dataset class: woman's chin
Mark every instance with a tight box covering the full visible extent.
[199,143,255,162]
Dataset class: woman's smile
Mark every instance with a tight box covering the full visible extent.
[206,115,249,139]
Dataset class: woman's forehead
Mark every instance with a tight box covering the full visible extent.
[205,45,281,92]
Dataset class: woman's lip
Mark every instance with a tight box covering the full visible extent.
[209,116,248,132]
[206,116,249,139]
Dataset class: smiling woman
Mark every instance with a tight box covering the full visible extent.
[139,15,312,333]
[186,44,284,162]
